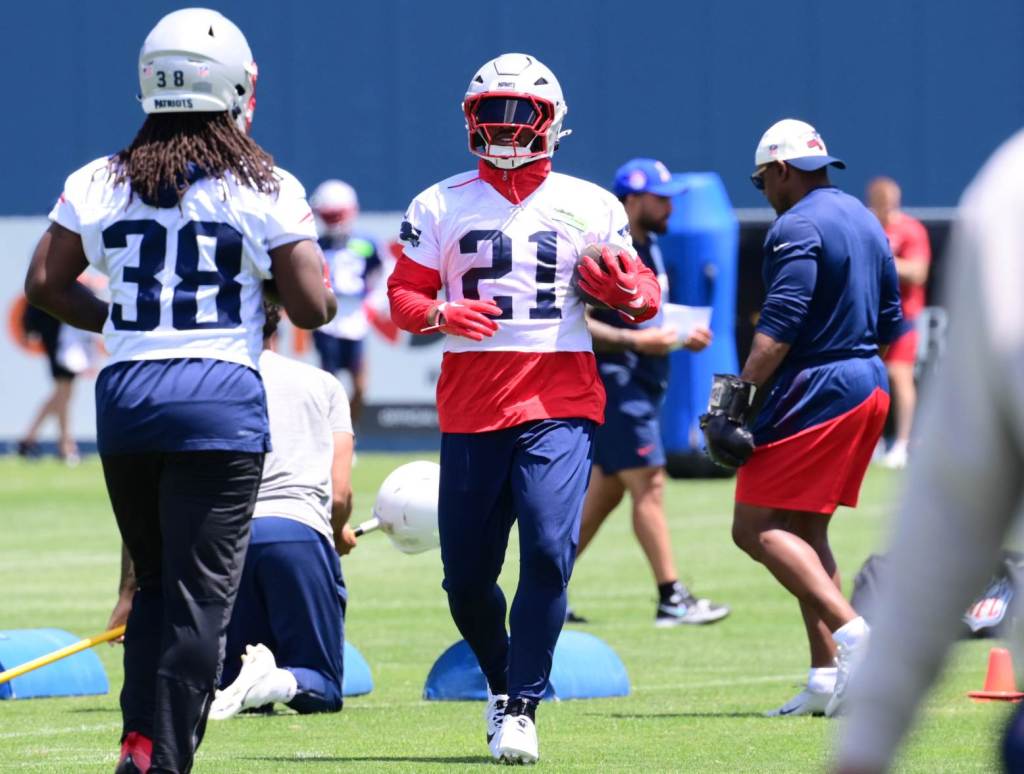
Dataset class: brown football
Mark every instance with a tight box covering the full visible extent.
[571,242,620,308]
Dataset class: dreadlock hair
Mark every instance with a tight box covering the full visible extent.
[111,112,279,205]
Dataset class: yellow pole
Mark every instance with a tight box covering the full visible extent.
[0,626,126,686]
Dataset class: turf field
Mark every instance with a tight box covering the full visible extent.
[0,455,1009,772]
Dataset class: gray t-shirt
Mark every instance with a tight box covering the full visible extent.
[253,350,353,540]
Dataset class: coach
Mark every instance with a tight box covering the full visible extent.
[701,119,905,717]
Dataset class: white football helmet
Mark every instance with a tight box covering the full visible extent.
[138,8,258,133]
[463,53,570,169]
[310,179,359,239]
[369,461,440,555]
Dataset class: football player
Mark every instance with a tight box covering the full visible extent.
[24,9,335,773]
[387,53,661,764]
[309,179,383,425]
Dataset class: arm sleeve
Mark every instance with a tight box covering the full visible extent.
[837,210,1024,770]
[326,376,354,436]
[265,169,319,250]
[386,253,444,333]
[754,215,820,343]
[877,251,907,344]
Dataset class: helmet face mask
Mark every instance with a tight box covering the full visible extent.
[138,8,258,133]
[463,53,568,170]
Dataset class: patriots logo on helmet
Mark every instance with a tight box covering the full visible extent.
[399,219,421,248]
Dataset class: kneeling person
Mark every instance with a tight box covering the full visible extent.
[212,306,356,718]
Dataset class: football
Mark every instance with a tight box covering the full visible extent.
[571,242,622,308]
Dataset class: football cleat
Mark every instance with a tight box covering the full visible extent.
[210,643,295,720]
[655,593,730,627]
[497,699,539,765]
[485,691,509,759]
[764,687,832,717]
[115,731,152,774]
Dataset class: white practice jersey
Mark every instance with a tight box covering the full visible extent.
[253,350,353,541]
[49,156,318,369]
[400,169,633,354]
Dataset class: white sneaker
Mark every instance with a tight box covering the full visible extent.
[497,711,539,765]
[880,442,908,470]
[826,619,870,718]
[655,594,730,627]
[210,643,296,720]
[764,687,831,717]
[485,691,508,759]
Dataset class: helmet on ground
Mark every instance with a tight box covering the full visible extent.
[138,8,258,133]
[372,461,440,555]
[463,53,569,170]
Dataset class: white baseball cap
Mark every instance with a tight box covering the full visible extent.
[753,119,845,173]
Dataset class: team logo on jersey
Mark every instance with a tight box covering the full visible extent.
[399,219,421,247]
[551,207,586,232]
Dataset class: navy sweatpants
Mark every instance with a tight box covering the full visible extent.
[439,418,594,702]
[222,517,347,713]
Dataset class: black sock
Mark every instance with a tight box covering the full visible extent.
[658,580,686,603]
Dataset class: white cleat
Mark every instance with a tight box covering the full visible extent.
[485,691,509,760]
[210,643,294,720]
[764,687,832,717]
[826,628,870,717]
[497,712,539,765]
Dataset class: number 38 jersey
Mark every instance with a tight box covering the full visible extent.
[401,169,632,354]
[49,156,318,370]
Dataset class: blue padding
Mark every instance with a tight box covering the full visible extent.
[342,641,373,697]
[0,628,109,700]
[423,631,629,701]
[658,172,740,454]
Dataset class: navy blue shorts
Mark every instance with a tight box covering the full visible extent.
[223,517,346,713]
[313,331,363,375]
[593,376,666,474]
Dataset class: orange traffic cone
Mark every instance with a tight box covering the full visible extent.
[968,647,1024,702]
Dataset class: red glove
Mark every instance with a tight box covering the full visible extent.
[424,299,502,341]
[576,247,650,315]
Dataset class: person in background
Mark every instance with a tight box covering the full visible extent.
[703,119,904,718]
[310,179,383,426]
[571,157,729,628]
[866,177,931,470]
[834,129,1024,774]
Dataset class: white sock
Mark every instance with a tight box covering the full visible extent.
[247,667,298,707]
[807,667,837,693]
[833,615,870,648]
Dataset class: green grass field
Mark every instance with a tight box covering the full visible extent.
[0,455,1010,772]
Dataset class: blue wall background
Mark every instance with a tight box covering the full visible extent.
[4,0,1023,215]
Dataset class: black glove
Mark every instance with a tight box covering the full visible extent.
[699,374,757,469]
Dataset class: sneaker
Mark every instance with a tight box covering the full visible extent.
[115,731,152,774]
[210,643,296,720]
[16,440,40,459]
[825,621,870,718]
[764,687,831,717]
[485,691,508,759]
[880,441,908,470]
[656,593,730,627]
[564,606,588,624]
[497,698,539,765]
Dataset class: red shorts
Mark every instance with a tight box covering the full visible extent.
[883,326,918,365]
[735,387,890,514]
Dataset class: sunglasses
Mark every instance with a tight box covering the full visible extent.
[750,164,769,191]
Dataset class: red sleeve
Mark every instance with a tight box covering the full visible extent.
[619,262,662,323]
[386,253,444,333]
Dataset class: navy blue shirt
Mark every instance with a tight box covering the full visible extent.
[751,187,906,444]
[592,239,670,394]
[757,186,905,365]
